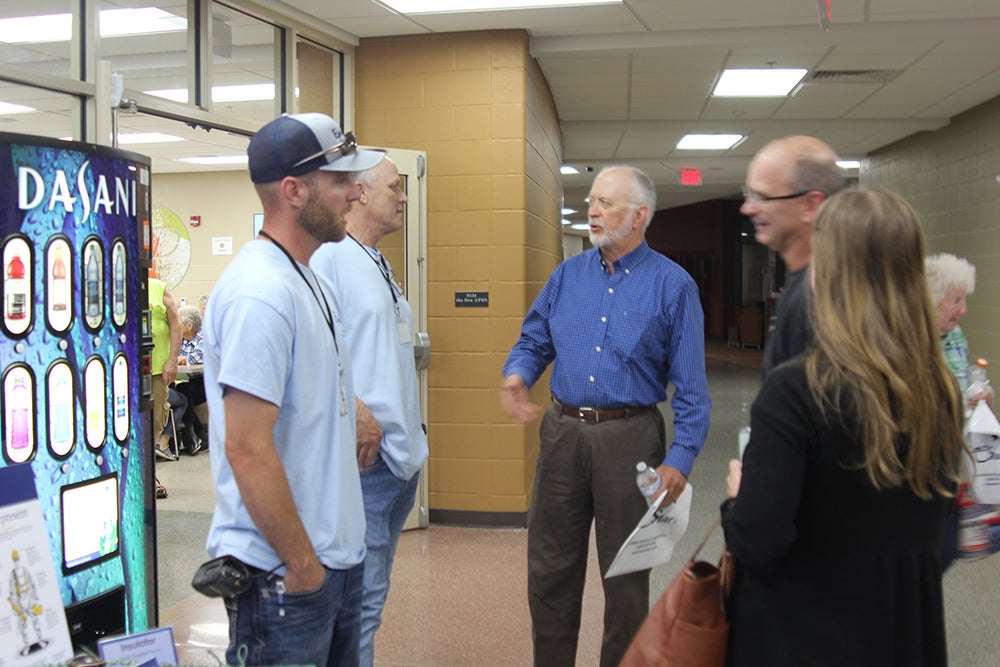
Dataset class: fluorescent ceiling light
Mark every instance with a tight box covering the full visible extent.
[383,0,620,14]
[99,8,187,38]
[570,223,590,231]
[145,84,275,104]
[145,89,189,103]
[562,208,576,215]
[177,156,249,166]
[560,165,579,175]
[117,132,184,145]
[712,69,807,97]
[561,219,571,225]
[0,102,36,115]
[676,134,743,150]
[0,8,186,44]
[213,84,275,103]
[837,160,861,169]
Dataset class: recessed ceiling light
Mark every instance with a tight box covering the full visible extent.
[712,69,807,97]
[0,102,36,115]
[570,223,591,231]
[561,219,571,225]
[213,84,276,103]
[676,134,743,150]
[382,0,621,14]
[836,160,861,169]
[562,208,576,215]
[177,155,249,166]
[560,165,580,175]
[117,132,185,145]
[0,8,185,44]
[145,84,275,104]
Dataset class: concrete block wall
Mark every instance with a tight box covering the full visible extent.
[866,95,1000,365]
[356,30,563,521]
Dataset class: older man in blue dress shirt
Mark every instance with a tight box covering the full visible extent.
[501,165,711,667]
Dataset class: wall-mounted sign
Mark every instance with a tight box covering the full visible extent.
[455,291,488,308]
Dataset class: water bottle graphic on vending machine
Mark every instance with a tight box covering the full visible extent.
[5,252,28,320]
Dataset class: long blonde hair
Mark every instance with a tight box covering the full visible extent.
[806,187,965,499]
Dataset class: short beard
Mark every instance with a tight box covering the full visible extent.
[298,192,348,244]
[588,218,632,248]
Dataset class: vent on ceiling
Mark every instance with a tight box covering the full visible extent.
[806,70,902,84]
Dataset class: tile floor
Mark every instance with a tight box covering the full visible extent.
[154,343,1000,666]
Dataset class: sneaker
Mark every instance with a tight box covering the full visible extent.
[155,444,178,462]
[187,438,202,456]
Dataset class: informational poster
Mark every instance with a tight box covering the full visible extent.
[605,484,693,578]
[0,464,74,664]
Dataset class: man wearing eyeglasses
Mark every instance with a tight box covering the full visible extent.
[741,136,846,376]
[501,165,711,667]
[203,113,384,667]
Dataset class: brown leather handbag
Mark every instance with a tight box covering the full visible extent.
[620,518,731,667]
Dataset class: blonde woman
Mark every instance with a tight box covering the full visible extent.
[722,188,966,666]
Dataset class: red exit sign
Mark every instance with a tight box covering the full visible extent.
[680,168,702,186]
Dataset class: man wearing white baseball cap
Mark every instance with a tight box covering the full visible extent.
[201,113,384,667]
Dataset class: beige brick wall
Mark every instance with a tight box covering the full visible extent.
[356,30,562,518]
[866,95,1000,365]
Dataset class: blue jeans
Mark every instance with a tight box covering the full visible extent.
[359,456,420,667]
[224,561,363,667]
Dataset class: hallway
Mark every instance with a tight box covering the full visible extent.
[154,345,1000,666]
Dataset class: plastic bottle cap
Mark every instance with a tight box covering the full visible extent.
[975,358,989,368]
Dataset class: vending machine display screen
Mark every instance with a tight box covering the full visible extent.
[61,473,120,572]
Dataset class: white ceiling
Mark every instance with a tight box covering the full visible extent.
[295,0,1000,221]
[4,0,999,223]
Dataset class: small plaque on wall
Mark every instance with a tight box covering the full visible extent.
[455,291,489,308]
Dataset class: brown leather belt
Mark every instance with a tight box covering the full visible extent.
[554,400,654,423]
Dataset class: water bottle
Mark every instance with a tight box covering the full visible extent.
[966,358,990,405]
[738,401,751,460]
[635,461,662,505]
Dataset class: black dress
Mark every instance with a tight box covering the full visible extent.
[722,361,951,667]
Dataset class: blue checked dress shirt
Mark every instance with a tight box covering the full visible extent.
[503,241,711,476]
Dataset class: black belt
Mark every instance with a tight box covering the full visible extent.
[553,399,654,423]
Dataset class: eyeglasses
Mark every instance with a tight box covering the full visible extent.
[741,185,812,202]
[289,131,358,171]
[585,195,640,211]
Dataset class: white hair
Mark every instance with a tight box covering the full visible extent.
[925,253,975,306]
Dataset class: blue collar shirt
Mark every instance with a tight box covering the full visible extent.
[503,241,711,476]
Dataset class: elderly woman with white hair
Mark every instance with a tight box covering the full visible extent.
[925,253,994,570]
[925,253,994,408]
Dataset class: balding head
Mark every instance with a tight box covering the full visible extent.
[753,136,845,197]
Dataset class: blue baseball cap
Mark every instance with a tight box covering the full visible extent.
[248,113,384,184]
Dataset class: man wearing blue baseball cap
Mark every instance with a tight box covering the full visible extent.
[201,113,384,667]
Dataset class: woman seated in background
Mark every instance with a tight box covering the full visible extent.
[174,304,208,454]
[722,187,966,667]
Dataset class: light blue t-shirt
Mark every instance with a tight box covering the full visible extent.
[312,238,428,480]
[204,240,365,572]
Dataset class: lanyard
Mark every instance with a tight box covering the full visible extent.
[257,230,339,355]
[347,232,400,314]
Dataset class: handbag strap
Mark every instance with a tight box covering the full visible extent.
[688,516,722,562]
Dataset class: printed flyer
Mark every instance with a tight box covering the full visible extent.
[0,464,74,665]
[605,484,693,578]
